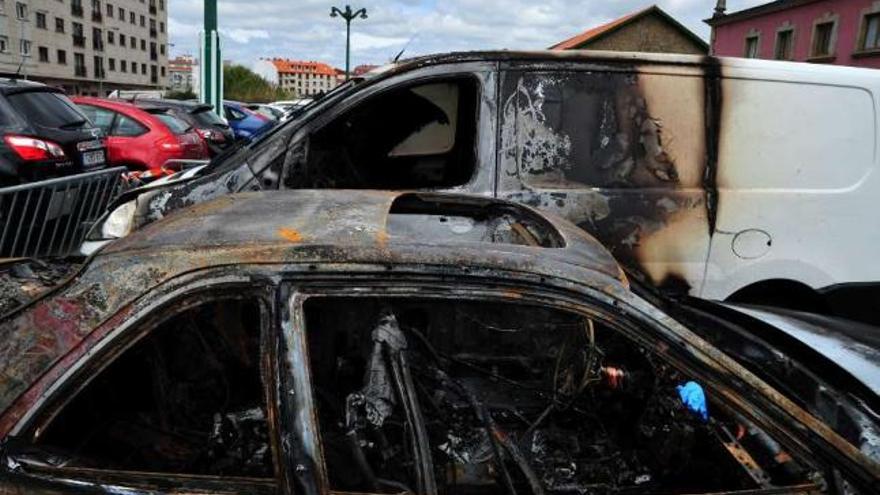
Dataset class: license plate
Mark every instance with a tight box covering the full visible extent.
[82,150,105,167]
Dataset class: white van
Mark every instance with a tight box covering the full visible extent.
[91,51,880,319]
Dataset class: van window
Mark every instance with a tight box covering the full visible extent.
[289,78,478,190]
[501,71,704,190]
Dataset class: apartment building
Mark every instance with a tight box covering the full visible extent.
[0,0,168,95]
[253,58,340,97]
[168,53,194,92]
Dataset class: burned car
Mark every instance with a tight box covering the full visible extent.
[84,50,880,321]
[2,190,878,494]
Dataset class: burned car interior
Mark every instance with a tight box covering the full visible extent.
[304,296,817,495]
[288,78,478,190]
[14,297,277,487]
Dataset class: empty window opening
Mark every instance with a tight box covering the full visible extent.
[291,78,478,190]
[775,29,794,60]
[812,21,835,57]
[303,297,812,495]
[34,298,274,478]
[388,194,565,247]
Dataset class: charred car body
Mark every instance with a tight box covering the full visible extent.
[2,191,878,494]
[85,50,880,322]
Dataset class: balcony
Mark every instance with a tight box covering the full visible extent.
[72,35,86,47]
[71,5,83,17]
[92,11,102,23]
[74,65,87,77]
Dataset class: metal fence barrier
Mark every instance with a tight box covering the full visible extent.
[0,167,126,259]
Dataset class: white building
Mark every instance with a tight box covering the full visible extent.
[253,57,339,97]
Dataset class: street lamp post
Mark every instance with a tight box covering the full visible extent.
[330,5,367,81]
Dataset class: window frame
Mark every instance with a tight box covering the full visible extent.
[743,30,760,58]
[3,282,285,495]
[774,24,795,60]
[809,15,838,61]
[281,278,831,495]
[856,9,880,54]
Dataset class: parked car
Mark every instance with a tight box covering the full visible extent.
[0,79,106,187]
[2,191,878,494]
[85,51,880,322]
[223,100,273,141]
[128,98,235,157]
[244,102,286,121]
[74,97,209,180]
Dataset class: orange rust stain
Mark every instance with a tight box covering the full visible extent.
[278,227,304,243]
[376,229,389,248]
[502,289,524,299]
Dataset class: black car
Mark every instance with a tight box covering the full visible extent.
[0,79,106,187]
[128,98,235,156]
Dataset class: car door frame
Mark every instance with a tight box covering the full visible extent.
[277,273,879,495]
[278,61,499,197]
[0,273,291,495]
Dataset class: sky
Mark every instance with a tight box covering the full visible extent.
[168,1,767,70]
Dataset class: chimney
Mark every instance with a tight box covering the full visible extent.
[714,0,727,17]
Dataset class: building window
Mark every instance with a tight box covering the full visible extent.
[160,21,165,33]
[130,36,136,48]
[38,45,48,62]
[861,13,880,50]
[36,12,46,29]
[19,39,30,56]
[106,3,112,17]
[141,62,146,75]
[108,57,115,71]
[811,21,835,58]
[57,49,66,64]
[94,56,104,78]
[743,34,760,57]
[159,0,164,10]
[160,43,165,55]
[55,17,64,33]
[119,33,125,45]
[129,11,134,24]
[107,31,114,44]
[0,36,7,53]
[160,66,165,77]
[774,28,794,60]
[139,14,145,27]
[74,53,86,77]
[118,6,124,20]
[120,59,126,72]
[15,2,27,20]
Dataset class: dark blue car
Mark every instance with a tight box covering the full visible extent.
[222,100,273,141]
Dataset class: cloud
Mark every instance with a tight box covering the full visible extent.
[169,0,768,68]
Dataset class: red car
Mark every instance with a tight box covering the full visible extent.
[73,97,209,180]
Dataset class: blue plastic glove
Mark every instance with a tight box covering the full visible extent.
[677,381,709,422]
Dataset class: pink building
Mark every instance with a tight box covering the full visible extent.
[706,0,880,69]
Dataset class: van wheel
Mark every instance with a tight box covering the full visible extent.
[726,280,830,314]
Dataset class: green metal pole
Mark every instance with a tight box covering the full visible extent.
[201,0,221,114]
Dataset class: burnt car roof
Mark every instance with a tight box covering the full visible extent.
[101,190,626,286]
[0,190,626,429]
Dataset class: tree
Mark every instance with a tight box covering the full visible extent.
[223,64,296,103]
[165,89,197,100]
